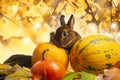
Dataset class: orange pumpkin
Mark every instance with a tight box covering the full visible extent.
[32,42,69,69]
[31,49,66,80]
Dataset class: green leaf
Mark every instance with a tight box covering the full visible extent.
[80,71,96,80]
[63,71,96,80]
[63,72,81,80]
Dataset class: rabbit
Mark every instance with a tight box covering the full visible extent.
[52,14,81,53]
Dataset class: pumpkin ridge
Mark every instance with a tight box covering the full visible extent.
[70,35,120,75]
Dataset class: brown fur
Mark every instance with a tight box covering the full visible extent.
[53,15,81,53]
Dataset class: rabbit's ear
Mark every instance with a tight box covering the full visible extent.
[67,14,74,29]
[60,15,66,26]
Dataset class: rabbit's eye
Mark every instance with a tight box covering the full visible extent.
[62,31,68,37]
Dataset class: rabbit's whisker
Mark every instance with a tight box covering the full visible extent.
[63,40,72,47]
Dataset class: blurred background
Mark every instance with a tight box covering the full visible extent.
[0,0,120,63]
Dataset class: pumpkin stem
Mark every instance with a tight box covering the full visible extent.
[41,49,49,60]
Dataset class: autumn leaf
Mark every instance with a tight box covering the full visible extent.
[33,0,41,5]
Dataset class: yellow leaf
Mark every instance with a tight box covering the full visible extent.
[33,0,41,5]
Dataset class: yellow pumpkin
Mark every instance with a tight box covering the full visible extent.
[70,35,120,75]
[32,42,69,69]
